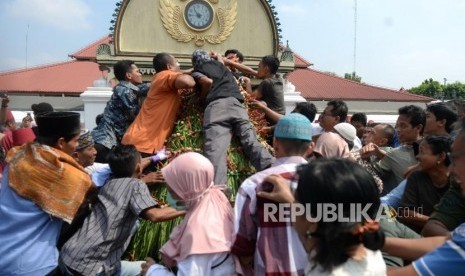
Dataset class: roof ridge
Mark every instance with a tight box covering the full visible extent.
[302,68,432,100]
[279,44,312,67]
[0,60,78,76]
[69,35,110,58]
[292,52,312,67]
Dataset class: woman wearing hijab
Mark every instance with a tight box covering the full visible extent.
[142,152,235,276]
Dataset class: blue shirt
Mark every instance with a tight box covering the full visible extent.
[381,179,407,209]
[91,81,150,150]
[413,222,465,275]
[0,168,63,275]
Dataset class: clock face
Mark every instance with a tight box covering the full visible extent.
[184,0,214,31]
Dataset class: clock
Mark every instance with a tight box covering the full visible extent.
[184,0,214,31]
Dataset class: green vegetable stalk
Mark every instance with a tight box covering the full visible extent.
[125,88,272,260]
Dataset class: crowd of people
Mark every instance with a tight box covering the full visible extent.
[0,48,464,276]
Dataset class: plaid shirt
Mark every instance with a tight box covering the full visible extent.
[91,81,149,150]
[232,156,308,276]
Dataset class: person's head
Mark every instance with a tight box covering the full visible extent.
[447,100,465,120]
[450,119,465,196]
[95,113,104,126]
[424,103,458,135]
[191,49,212,69]
[224,49,244,63]
[350,113,367,138]
[113,60,143,85]
[31,102,53,118]
[319,100,348,131]
[162,152,215,209]
[73,129,97,168]
[294,159,383,272]
[333,123,357,150]
[361,126,375,146]
[292,102,317,122]
[107,144,142,178]
[273,113,313,158]
[416,135,451,172]
[371,124,395,147]
[153,53,179,73]
[396,105,425,144]
[257,55,280,79]
[35,112,81,155]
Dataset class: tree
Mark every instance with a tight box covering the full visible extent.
[409,78,465,100]
[443,82,465,100]
[409,78,442,99]
[344,71,362,82]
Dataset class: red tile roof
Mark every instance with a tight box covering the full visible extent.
[293,52,313,68]
[286,68,432,102]
[0,36,432,102]
[0,60,102,94]
[69,36,111,61]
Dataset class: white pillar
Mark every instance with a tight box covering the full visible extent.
[80,87,112,130]
[283,80,306,114]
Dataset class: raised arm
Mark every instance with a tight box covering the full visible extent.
[0,94,10,125]
[249,100,283,125]
[174,74,196,89]
[223,59,258,77]
[197,76,213,102]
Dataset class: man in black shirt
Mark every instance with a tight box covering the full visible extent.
[192,49,274,185]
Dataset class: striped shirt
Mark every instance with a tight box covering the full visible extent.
[60,177,157,275]
[413,222,465,275]
[232,156,308,275]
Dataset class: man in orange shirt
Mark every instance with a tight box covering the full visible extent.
[122,53,195,156]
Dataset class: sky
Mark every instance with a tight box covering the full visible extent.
[0,0,464,90]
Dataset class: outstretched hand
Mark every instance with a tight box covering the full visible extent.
[140,257,156,276]
[248,99,267,110]
[360,142,384,160]
[141,171,165,186]
[256,175,295,203]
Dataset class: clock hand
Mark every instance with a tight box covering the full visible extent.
[194,6,201,17]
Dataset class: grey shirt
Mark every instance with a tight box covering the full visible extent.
[257,77,285,122]
[61,177,157,275]
[372,145,417,193]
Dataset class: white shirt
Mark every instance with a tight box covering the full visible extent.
[146,252,235,276]
[305,248,386,276]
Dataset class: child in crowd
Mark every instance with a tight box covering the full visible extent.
[59,145,184,276]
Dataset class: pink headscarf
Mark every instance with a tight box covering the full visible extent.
[160,152,234,263]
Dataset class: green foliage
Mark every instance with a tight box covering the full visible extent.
[443,82,465,100]
[124,90,271,261]
[409,78,465,100]
[344,71,362,83]
[409,78,443,98]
